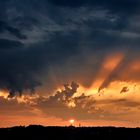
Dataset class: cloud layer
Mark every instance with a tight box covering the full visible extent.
[0,0,140,98]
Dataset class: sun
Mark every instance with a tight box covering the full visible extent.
[69,119,75,125]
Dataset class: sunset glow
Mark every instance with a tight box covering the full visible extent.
[69,119,75,125]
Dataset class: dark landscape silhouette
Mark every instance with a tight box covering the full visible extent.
[1,125,140,140]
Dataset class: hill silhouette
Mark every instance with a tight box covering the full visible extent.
[0,125,140,140]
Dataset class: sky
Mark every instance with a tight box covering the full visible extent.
[1,0,140,127]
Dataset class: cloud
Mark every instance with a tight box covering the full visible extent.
[0,39,23,50]
[0,0,139,97]
[1,81,140,123]
[0,20,27,39]
[0,96,35,116]
[30,82,140,120]
[120,87,129,93]
[48,0,140,16]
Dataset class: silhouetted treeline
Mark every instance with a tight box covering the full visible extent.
[0,125,140,140]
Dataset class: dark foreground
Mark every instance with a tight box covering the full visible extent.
[0,125,140,140]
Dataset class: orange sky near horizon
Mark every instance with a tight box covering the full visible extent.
[1,53,140,128]
[1,80,140,128]
[1,115,140,128]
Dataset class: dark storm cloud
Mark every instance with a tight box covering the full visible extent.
[0,31,80,96]
[0,20,27,39]
[0,39,23,50]
[0,0,140,96]
[48,0,140,15]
